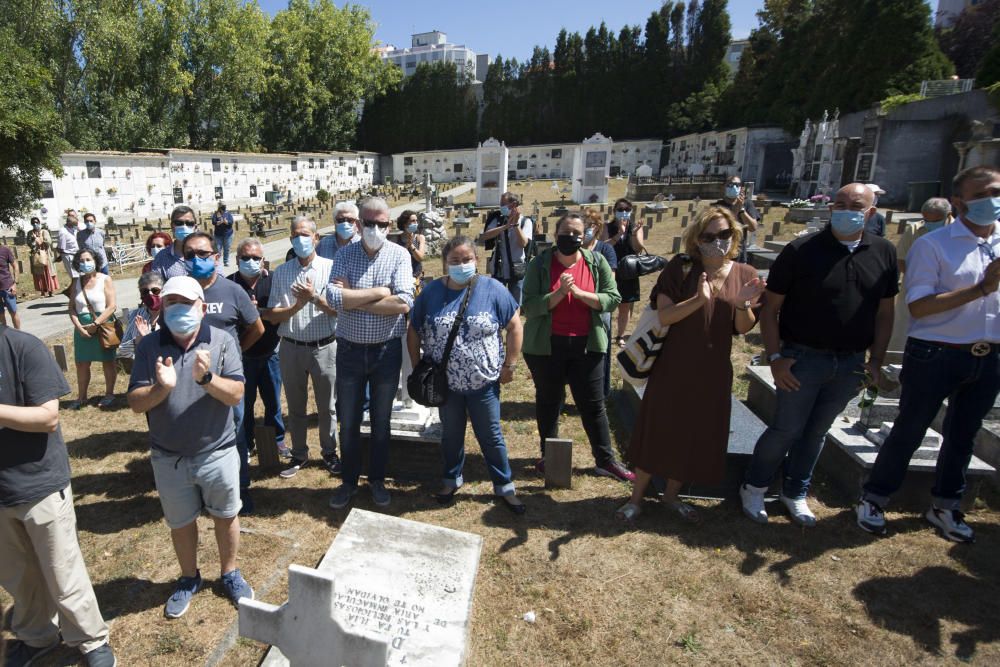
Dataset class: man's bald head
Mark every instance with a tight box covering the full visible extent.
[832,183,876,212]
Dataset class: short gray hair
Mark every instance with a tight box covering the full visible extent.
[237,237,262,255]
[290,215,316,234]
[921,197,951,219]
[137,271,164,290]
[359,197,389,219]
[335,201,359,219]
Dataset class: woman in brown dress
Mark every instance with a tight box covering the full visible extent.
[27,217,59,296]
[617,206,766,522]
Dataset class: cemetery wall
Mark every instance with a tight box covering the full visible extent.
[23,148,380,231]
[662,126,792,186]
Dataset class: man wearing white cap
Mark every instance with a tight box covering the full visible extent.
[865,184,887,236]
[127,276,254,619]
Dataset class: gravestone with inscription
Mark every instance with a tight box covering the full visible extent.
[241,509,482,667]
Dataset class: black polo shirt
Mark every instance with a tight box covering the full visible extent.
[767,227,898,352]
[228,270,280,358]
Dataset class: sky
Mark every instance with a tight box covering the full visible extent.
[256,0,941,65]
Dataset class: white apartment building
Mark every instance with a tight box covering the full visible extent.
[381,31,486,82]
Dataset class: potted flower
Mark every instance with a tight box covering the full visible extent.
[107,186,118,196]
[94,187,101,196]
[809,193,830,208]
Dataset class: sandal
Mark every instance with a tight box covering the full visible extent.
[615,502,642,521]
[666,500,700,524]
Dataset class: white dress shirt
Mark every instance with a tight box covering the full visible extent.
[905,218,999,344]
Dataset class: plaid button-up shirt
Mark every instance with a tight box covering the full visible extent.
[327,240,413,344]
[269,254,337,342]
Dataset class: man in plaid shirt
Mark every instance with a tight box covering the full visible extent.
[326,197,414,509]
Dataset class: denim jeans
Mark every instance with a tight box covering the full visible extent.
[500,278,524,305]
[238,351,285,451]
[747,343,865,499]
[336,337,402,487]
[215,232,233,266]
[232,400,248,489]
[863,338,1000,510]
[523,336,617,466]
[439,382,515,495]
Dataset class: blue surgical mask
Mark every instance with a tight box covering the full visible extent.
[79,261,96,274]
[86,222,95,231]
[164,303,202,335]
[448,262,476,285]
[335,222,355,240]
[830,209,866,236]
[964,196,1000,227]
[614,210,630,221]
[173,225,194,241]
[238,258,261,277]
[584,227,595,242]
[499,205,510,217]
[186,255,216,279]
[291,235,314,258]
[407,223,419,233]
[922,219,945,232]
[150,246,164,258]
[725,184,740,198]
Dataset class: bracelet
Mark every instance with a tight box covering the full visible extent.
[503,363,517,370]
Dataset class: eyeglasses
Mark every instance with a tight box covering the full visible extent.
[139,287,162,295]
[238,254,263,261]
[362,219,391,229]
[698,228,735,243]
[183,249,215,260]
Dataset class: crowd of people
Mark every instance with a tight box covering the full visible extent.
[1,167,998,664]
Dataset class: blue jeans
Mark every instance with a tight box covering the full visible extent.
[863,339,1000,510]
[439,382,515,496]
[232,400,248,489]
[335,337,402,487]
[500,278,523,304]
[215,232,233,265]
[747,343,865,499]
[238,351,285,452]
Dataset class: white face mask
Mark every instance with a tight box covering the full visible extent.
[362,225,387,250]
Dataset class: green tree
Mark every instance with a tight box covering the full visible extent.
[936,0,1000,80]
[976,20,1000,88]
[0,28,66,227]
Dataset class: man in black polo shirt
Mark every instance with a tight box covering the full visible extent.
[0,328,116,666]
[714,175,760,263]
[741,182,897,526]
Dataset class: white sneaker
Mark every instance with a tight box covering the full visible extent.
[925,506,975,543]
[780,495,816,527]
[855,499,887,535]
[740,484,768,524]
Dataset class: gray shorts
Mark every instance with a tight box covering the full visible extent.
[151,445,241,529]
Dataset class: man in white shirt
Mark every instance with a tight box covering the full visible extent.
[857,166,1000,543]
[479,192,533,303]
[266,216,341,480]
[57,211,81,279]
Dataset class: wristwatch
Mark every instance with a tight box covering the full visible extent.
[736,300,752,311]
[196,371,213,386]
[503,363,517,370]
[767,352,782,363]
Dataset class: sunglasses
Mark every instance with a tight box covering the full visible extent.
[238,254,263,261]
[139,287,162,295]
[362,219,391,229]
[183,249,215,260]
[698,228,734,243]
[335,217,356,224]
[150,244,166,250]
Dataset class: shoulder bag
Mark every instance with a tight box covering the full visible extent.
[502,221,527,281]
[407,276,478,407]
[617,253,667,280]
[81,276,123,349]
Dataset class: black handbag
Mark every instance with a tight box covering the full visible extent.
[502,222,527,281]
[407,277,478,407]
[617,253,667,280]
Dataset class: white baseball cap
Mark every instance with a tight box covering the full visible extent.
[865,183,886,195]
[160,276,204,301]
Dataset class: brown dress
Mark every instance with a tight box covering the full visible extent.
[627,256,758,484]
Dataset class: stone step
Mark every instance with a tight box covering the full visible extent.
[864,422,942,448]
[764,240,789,253]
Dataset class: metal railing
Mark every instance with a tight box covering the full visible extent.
[108,241,149,274]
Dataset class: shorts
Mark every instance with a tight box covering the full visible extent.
[0,289,16,314]
[150,444,241,529]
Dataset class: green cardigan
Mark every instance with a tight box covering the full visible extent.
[521,247,622,356]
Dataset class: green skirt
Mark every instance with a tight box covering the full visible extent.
[74,311,116,363]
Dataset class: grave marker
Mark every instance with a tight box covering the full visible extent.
[680,215,688,228]
[52,345,68,372]
[671,237,682,254]
[255,425,280,469]
[544,438,573,489]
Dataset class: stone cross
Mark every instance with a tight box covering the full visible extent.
[240,564,390,667]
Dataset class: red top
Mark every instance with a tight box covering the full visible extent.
[550,257,595,337]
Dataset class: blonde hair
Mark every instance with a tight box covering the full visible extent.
[683,206,742,260]
[583,207,604,237]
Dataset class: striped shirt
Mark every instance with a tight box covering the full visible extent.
[327,241,413,344]
[269,254,337,342]
[317,234,359,262]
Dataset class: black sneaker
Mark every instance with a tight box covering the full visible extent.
[279,458,307,479]
[4,639,60,667]
[322,453,342,476]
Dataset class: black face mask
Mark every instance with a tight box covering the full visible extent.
[556,234,583,255]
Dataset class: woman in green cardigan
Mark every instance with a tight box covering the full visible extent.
[521,212,635,482]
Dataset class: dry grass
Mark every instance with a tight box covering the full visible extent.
[4,193,1000,666]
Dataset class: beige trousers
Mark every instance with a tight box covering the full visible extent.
[0,485,109,653]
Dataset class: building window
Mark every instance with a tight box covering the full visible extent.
[348,167,357,176]
[291,160,297,172]
[212,158,221,172]
[86,161,101,178]
[454,163,463,173]
[404,157,413,166]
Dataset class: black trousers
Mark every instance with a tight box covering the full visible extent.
[524,335,616,466]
